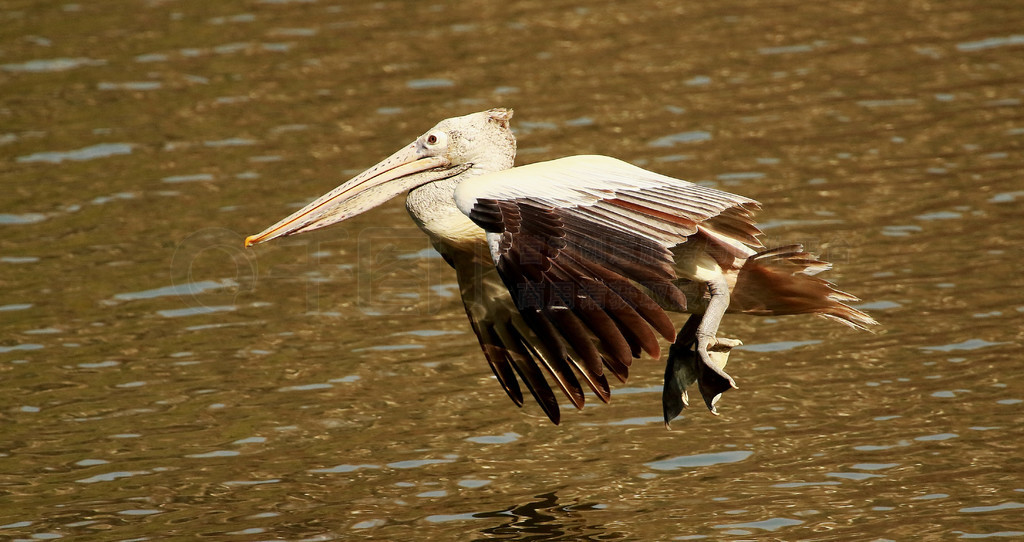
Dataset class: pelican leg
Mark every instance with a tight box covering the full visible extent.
[662,310,743,424]
[694,274,741,414]
[663,314,701,427]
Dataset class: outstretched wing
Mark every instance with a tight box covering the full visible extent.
[446,249,597,424]
[458,156,763,259]
[452,155,762,421]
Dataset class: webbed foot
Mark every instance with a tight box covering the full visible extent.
[663,315,742,425]
[695,337,740,415]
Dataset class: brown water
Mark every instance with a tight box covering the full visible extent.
[2,0,1022,540]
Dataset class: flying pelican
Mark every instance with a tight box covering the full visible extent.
[245,109,876,426]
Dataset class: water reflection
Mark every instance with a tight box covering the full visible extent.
[1,57,105,72]
[646,450,754,471]
[16,142,133,163]
[1,0,1023,539]
[469,492,619,541]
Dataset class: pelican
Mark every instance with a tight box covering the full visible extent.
[245,109,876,426]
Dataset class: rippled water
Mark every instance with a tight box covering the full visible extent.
[2,0,1022,540]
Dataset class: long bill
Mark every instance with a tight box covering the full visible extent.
[244,143,463,247]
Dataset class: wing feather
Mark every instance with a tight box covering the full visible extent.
[450,250,580,423]
[492,318,585,411]
[450,155,765,420]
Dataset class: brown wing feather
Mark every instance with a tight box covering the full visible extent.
[469,198,692,400]
[457,173,766,421]
[449,249,584,424]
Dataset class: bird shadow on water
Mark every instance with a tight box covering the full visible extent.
[465,491,626,541]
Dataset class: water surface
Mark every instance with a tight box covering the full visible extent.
[1,0,1022,540]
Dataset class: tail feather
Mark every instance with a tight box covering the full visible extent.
[732,245,878,330]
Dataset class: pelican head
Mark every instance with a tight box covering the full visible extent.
[245,108,516,247]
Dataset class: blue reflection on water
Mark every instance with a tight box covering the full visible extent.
[114,279,238,301]
[387,458,456,469]
[648,131,712,147]
[466,432,520,444]
[736,340,821,353]
[919,339,1006,352]
[956,35,1024,51]
[17,143,133,163]
[407,78,454,89]
[309,464,381,474]
[2,57,105,72]
[715,517,804,532]
[0,214,47,224]
[646,450,753,471]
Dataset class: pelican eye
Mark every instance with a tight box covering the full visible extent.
[423,131,447,149]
